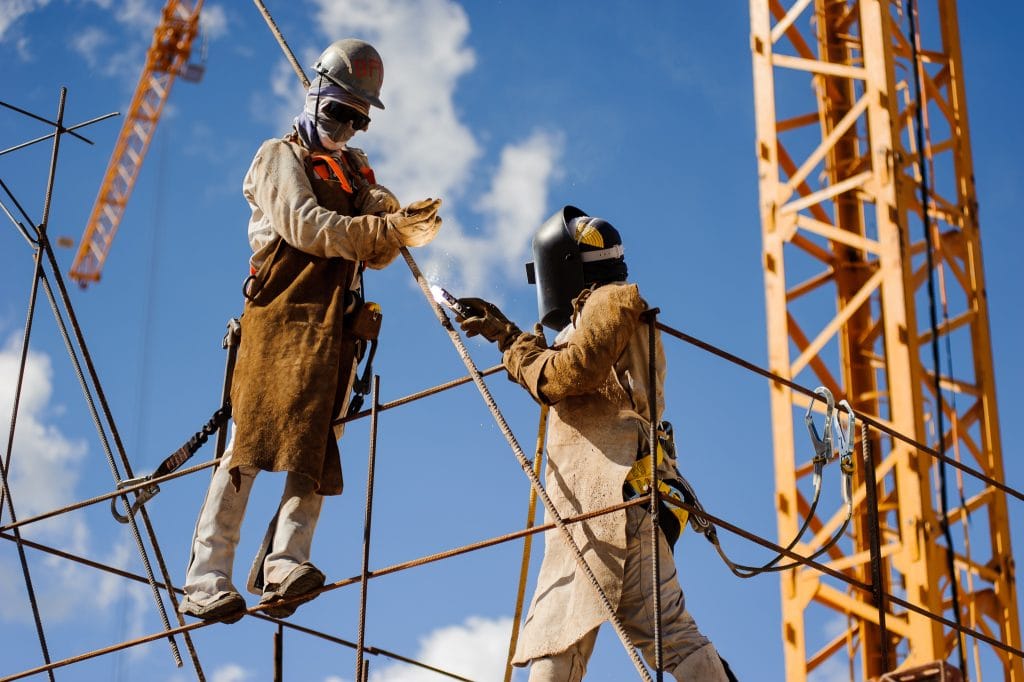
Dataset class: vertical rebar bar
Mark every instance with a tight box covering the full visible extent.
[356,375,381,682]
[273,623,283,682]
[861,422,891,671]
[0,253,55,681]
[645,309,664,680]
[504,404,548,682]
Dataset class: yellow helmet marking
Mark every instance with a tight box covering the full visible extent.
[574,219,605,248]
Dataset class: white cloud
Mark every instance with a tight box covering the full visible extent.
[370,615,515,682]
[300,0,563,297]
[211,663,255,682]
[112,0,160,32]
[199,4,228,41]
[0,335,149,635]
[0,334,87,540]
[0,0,49,43]
[71,25,109,68]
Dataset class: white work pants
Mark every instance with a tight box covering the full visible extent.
[527,506,730,682]
[183,438,323,605]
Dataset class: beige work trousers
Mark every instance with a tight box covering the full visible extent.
[182,441,323,606]
[526,506,729,682]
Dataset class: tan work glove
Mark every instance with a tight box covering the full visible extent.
[356,183,400,216]
[456,297,522,352]
[363,232,402,269]
[387,198,443,247]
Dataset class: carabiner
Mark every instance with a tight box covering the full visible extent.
[804,387,835,488]
[836,400,856,504]
[110,476,160,524]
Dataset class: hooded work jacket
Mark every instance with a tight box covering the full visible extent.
[504,282,671,662]
[229,135,399,494]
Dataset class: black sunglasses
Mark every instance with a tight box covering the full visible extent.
[323,101,371,131]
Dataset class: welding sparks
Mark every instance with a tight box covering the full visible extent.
[430,284,472,318]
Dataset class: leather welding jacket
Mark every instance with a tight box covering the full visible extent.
[228,133,400,495]
[503,282,672,663]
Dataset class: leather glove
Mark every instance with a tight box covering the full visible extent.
[387,198,443,247]
[363,230,402,269]
[456,297,522,352]
[356,183,401,216]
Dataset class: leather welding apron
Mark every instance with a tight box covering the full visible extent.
[228,144,364,495]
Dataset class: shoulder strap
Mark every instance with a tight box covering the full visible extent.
[309,152,354,194]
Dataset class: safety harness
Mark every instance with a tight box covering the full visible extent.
[622,421,699,548]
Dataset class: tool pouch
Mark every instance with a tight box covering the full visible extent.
[345,301,382,341]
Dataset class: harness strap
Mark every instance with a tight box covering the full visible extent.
[310,152,354,194]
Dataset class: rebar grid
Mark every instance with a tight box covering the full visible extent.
[0,276,1021,675]
[3,48,1021,682]
[2,309,1021,678]
[0,312,1021,679]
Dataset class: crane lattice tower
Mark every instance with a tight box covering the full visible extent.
[749,0,1022,679]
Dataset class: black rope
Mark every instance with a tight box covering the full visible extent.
[152,404,231,480]
[906,1,967,674]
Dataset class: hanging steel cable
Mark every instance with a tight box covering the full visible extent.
[906,0,968,674]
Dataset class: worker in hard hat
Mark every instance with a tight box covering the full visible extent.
[179,38,442,623]
[455,206,735,681]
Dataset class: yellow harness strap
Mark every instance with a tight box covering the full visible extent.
[625,433,691,533]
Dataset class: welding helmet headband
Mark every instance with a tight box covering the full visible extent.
[525,206,627,330]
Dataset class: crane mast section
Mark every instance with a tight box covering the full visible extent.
[749,0,1021,679]
[70,0,203,286]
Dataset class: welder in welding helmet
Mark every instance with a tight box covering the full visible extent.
[526,205,628,331]
[456,206,628,349]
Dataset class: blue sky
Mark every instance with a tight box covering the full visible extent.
[0,1,1021,681]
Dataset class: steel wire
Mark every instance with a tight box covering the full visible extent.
[654,321,1024,504]
[661,493,1024,662]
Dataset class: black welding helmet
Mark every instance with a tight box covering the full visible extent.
[526,205,628,330]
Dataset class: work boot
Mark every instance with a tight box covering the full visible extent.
[258,562,325,618]
[178,590,246,624]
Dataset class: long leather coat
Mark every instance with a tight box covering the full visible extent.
[504,282,669,662]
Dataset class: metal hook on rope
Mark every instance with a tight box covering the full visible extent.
[804,386,835,493]
[110,477,160,524]
[708,387,857,578]
[836,400,856,506]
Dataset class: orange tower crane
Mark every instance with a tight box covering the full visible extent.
[750,0,1021,680]
[69,0,204,287]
